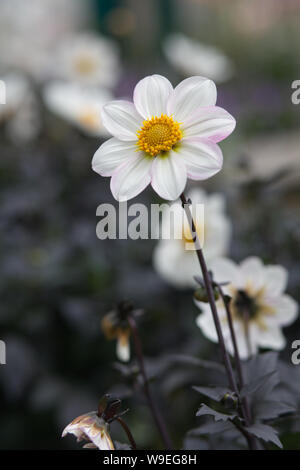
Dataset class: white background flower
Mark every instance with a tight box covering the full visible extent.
[43,82,112,137]
[196,257,298,359]
[55,32,120,88]
[92,74,235,201]
[0,73,40,142]
[164,34,234,83]
[153,188,232,288]
[0,0,90,81]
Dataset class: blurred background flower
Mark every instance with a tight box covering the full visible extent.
[163,34,234,83]
[196,257,298,358]
[43,82,112,137]
[153,188,231,288]
[0,0,300,450]
[54,32,120,88]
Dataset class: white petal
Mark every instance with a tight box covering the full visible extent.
[151,152,187,200]
[182,106,236,142]
[266,294,298,326]
[208,257,240,287]
[116,336,130,362]
[178,137,223,180]
[92,138,137,176]
[153,239,199,288]
[239,257,265,291]
[168,76,217,123]
[255,326,286,351]
[196,309,219,344]
[110,152,153,201]
[232,322,259,359]
[102,100,142,141]
[264,265,288,296]
[196,304,230,344]
[133,74,173,119]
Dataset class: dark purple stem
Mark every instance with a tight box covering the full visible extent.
[180,192,258,450]
[128,315,173,450]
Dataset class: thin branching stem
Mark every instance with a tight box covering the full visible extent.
[128,315,173,450]
[217,285,253,427]
[180,192,258,450]
[116,416,137,450]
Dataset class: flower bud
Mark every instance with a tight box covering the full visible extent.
[194,286,219,303]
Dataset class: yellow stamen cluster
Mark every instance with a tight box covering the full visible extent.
[137,114,182,157]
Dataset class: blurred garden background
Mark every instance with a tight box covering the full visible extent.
[1,0,300,450]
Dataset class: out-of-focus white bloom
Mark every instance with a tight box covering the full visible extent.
[233,133,300,190]
[153,188,231,288]
[56,32,120,88]
[93,74,235,201]
[0,73,40,142]
[163,34,234,83]
[196,257,298,359]
[62,411,115,450]
[0,0,90,81]
[43,82,113,137]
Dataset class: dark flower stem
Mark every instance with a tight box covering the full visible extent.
[180,192,257,450]
[128,315,173,450]
[217,286,252,426]
[116,416,137,450]
[180,193,237,393]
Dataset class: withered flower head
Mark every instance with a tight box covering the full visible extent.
[101,301,143,362]
[62,411,114,450]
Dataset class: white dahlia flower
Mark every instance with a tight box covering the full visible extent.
[92,74,236,201]
[196,257,298,359]
[153,188,232,288]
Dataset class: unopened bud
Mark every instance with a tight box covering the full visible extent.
[222,392,238,409]
[194,286,219,303]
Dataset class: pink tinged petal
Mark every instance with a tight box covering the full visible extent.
[151,152,187,200]
[182,106,236,142]
[178,137,223,180]
[133,74,173,119]
[264,265,288,296]
[110,152,153,201]
[167,76,217,123]
[101,100,142,141]
[92,138,137,177]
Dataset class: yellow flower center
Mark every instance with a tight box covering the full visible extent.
[137,114,182,157]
